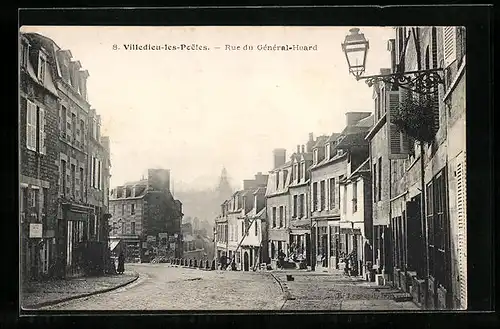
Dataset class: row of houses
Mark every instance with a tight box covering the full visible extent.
[215,26,466,310]
[20,32,111,281]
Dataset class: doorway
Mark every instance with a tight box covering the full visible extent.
[243,252,249,271]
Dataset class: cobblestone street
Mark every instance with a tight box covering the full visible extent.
[272,270,420,311]
[40,264,284,311]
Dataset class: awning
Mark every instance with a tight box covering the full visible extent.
[108,240,120,252]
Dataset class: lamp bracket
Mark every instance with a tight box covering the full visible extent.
[357,68,444,95]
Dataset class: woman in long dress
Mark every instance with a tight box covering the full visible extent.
[117,251,125,274]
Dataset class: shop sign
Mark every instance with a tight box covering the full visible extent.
[29,223,43,238]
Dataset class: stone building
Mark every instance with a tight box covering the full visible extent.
[108,169,183,263]
[288,133,321,268]
[265,149,292,269]
[20,33,60,281]
[20,32,112,280]
[367,26,466,310]
[215,201,229,262]
[310,112,373,271]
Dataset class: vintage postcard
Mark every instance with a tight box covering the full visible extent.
[19,23,467,312]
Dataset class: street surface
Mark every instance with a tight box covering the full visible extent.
[41,264,284,310]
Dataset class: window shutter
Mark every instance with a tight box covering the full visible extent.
[456,151,467,309]
[26,100,37,151]
[443,27,457,67]
[39,107,46,155]
[386,90,408,159]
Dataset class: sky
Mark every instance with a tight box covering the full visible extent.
[20,26,394,191]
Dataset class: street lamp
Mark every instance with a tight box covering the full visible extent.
[341,27,444,95]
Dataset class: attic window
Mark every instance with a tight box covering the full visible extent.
[21,40,29,69]
[38,52,47,83]
[326,144,331,159]
[313,149,318,164]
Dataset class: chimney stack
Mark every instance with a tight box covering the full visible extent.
[309,133,314,141]
[273,149,287,169]
[301,145,305,153]
[297,145,300,154]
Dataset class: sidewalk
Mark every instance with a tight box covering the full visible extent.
[21,270,139,310]
[271,269,421,311]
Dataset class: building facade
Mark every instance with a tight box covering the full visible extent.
[20,32,112,280]
[288,136,316,268]
[367,26,466,310]
[266,149,292,269]
[339,159,372,278]
[20,33,60,281]
[309,112,373,272]
[108,169,183,263]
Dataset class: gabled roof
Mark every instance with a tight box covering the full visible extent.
[336,131,370,149]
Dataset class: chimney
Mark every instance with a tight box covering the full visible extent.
[147,168,171,193]
[254,172,268,187]
[346,112,372,127]
[273,149,286,169]
[296,145,300,154]
[301,145,305,153]
[306,133,315,153]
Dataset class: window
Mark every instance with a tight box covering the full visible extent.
[41,188,48,223]
[71,164,76,197]
[378,158,382,201]
[93,118,98,140]
[97,159,102,190]
[293,195,298,218]
[122,204,125,215]
[80,119,85,145]
[60,160,67,196]
[443,26,457,67]
[72,113,77,142]
[352,180,358,213]
[26,100,37,151]
[343,185,347,214]
[21,40,29,68]
[320,181,326,210]
[272,207,277,227]
[131,203,135,215]
[91,157,96,188]
[254,221,258,236]
[279,206,284,227]
[275,172,280,190]
[131,222,136,235]
[314,149,318,164]
[326,144,331,159]
[329,178,336,209]
[122,222,126,235]
[299,194,305,218]
[60,106,67,137]
[312,182,318,211]
[80,168,84,200]
[294,164,299,181]
[373,162,378,202]
[37,52,47,82]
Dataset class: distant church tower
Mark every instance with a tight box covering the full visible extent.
[216,167,233,201]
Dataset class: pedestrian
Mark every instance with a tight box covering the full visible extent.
[117,251,125,274]
[277,249,285,269]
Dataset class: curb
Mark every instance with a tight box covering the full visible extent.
[22,272,140,310]
[269,272,293,309]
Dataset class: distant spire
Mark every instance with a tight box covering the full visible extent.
[216,166,232,200]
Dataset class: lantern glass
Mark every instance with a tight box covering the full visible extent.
[342,28,369,79]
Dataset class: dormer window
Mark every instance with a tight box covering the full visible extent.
[326,143,331,159]
[275,171,280,190]
[301,162,306,181]
[21,40,30,69]
[37,52,47,83]
[294,164,299,182]
[313,149,318,164]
